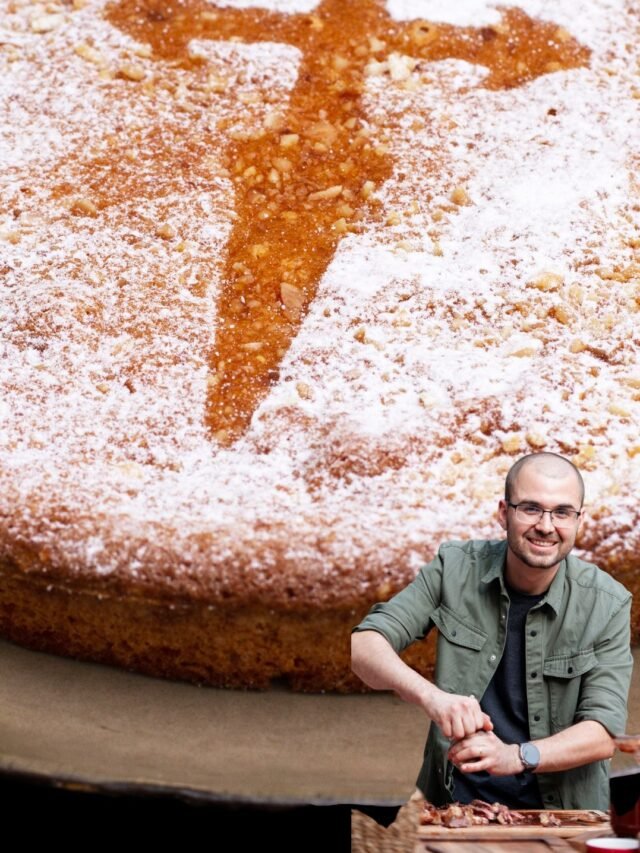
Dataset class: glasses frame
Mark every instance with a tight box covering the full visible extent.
[507,501,582,528]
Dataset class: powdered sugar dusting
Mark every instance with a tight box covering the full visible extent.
[388,0,629,46]
[214,0,320,11]
[1,0,639,606]
[387,0,502,26]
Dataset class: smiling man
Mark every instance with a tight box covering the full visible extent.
[351,452,633,811]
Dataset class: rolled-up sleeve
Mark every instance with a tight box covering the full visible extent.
[574,595,633,736]
[351,548,445,653]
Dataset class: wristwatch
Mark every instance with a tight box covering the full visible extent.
[519,742,541,772]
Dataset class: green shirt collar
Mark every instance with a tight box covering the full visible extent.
[480,539,566,615]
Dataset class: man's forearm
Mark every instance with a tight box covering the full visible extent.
[535,720,615,773]
[351,629,493,740]
[450,719,616,777]
[351,629,435,706]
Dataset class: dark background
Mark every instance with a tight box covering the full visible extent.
[0,772,357,848]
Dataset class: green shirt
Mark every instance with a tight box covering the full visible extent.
[352,538,633,810]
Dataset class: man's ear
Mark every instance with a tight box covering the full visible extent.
[576,505,586,537]
[497,499,508,531]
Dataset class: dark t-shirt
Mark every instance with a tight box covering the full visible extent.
[452,584,545,807]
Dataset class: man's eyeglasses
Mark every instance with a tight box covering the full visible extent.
[508,502,582,528]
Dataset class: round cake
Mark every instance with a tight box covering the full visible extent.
[0,0,638,691]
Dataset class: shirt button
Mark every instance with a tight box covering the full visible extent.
[451,630,457,637]
[568,666,574,674]
[534,714,541,722]
[530,630,537,637]
[490,654,497,662]
[531,671,537,679]
[546,795,555,803]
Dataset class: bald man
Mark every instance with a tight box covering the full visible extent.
[352,452,633,811]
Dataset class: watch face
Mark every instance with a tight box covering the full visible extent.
[521,742,541,768]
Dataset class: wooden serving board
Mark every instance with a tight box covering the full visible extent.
[417,841,580,852]
[418,810,611,840]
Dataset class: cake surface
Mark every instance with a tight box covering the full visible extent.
[1,0,639,690]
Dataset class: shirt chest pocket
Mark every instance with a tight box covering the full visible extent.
[431,605,488,693]
[543,649,598,731]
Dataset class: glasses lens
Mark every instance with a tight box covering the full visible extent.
[515,504,543,524]
[550,510,577,528]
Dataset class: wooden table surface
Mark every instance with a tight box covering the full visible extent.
[417,840,579,852]
[416,825,619,852]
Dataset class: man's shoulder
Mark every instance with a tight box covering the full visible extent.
[565,552,632,605]
[433,538,505,571]
[438,538,505,557]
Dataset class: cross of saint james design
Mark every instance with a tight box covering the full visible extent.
[107,0,588,443]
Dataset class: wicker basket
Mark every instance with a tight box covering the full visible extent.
[351,790,425,853]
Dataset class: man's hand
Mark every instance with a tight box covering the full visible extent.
[448,731,523,776]
[422,690,494,741]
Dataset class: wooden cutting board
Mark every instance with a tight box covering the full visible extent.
[418,841,580,852]
[418,810,611,840]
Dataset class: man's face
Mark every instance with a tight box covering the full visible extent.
[497,464,584,574]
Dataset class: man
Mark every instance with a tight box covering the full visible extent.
[351,452,633,810]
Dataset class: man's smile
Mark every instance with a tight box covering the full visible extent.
[527,537,558,548]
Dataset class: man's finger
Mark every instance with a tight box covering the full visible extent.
[459,758,491,773]
[469,700,491,732]
[451,746,488,768]
[466,706,489,736]
[439,714,454,739]
[449,710,485,740]
[447,741,463,760]
[448,743,477,763]
[449,731,487,757]
[450,715,466,741]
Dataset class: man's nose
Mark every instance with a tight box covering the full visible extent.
[535,511,555,532]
